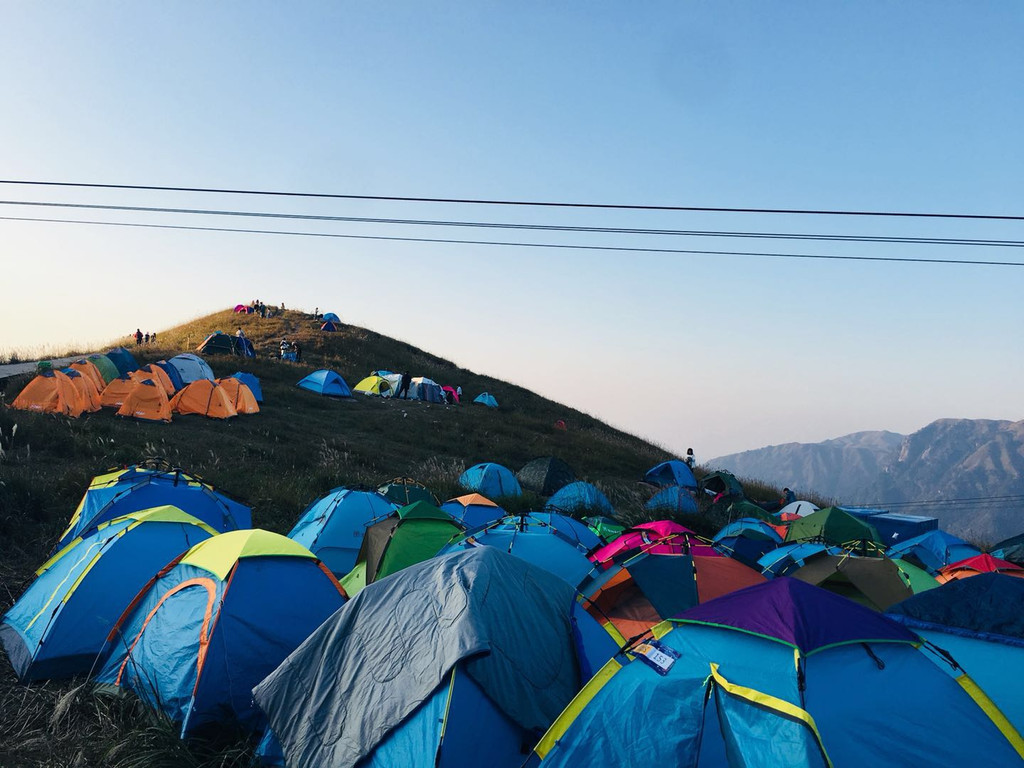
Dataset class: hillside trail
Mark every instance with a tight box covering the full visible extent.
[0,357,83,381]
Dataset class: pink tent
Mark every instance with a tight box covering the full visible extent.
[590,520,719,567]
[442,385,460,403]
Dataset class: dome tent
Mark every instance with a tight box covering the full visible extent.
[253,548,618,768]
[229,371,263,402]
[530,579,1024,768]
[197,331,255,357]
[473,392,499,408]
[643,460,697,490]
[645,486,698,515]
[166,353,215,385]
[11,370,88,417]
[297,369,352,397]
[287,487,398,576]
[441,513,594,586]
[95,531,346,737]
[517,457,576,496]
[459,463,522,498]
[57,464,250,551]
[0,507,216,682]
[545,482,613,515]
[340,501,463,596]
[440,493,505,529]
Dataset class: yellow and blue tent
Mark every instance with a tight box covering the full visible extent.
[529,578,1024,767]
[0,506,216,682]
[57,465,250,551]
[96,530,346,737]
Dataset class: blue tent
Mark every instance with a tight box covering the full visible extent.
[96,531,346,737]
[459,463,522,498]
[645,486,698,515]
[154,360,185,392]
[56,465,251,551]
[545,481,613,516]
[757,541,842,578]
[104,347,139,376]
[322,312,341,323]
[320,321,338,332]
[287,487,398,576]
[886,529,980,574]
[166,353,215,385]
[473,392,499,408]
[529,578,1024,768]
[643,460,697,489]
[441,514,595,586]
[0,507,216,682]
[253,548,618,768]
[712,517,783,568]
[229,371,263,402]
[888,573,1024,731]
[439,494,507,529]
[297,369,352,397]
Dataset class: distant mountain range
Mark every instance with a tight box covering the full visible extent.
[709,419,1024,543]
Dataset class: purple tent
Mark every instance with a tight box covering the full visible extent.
[674,577,918,653]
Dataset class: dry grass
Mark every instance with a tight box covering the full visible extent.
[0,306,789,765]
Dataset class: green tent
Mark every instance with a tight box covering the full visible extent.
[892,557,940,595]
[583,515,625,543]
[725,499,774,523]
[86,354,120,385]
[342,501,462,596]
[785,506,881,546]
[698,470,744,500]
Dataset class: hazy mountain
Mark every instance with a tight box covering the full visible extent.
[710,419,1024,543]
[708,431,905,502]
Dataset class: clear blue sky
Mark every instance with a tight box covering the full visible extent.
[1,2,1022,458]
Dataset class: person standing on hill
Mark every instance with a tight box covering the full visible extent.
[397,372,412,399]
[292,341,302,362]
[135,329,143,346]
[685,448,696,468]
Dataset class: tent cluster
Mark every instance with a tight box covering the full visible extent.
[10,349,261,423]
[5,453,1024,766]
[303,368,501,408]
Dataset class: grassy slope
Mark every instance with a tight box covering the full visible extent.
[2,307,715,766]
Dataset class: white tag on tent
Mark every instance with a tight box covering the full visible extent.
[634,640,679,676]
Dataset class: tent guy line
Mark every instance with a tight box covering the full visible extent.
[3,215,1024,269]
[1,199,1023,250]
[1,179,1023,221]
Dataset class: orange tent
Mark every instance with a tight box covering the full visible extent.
[214,377,260,414]
[116,380,172,423]
[100,376,138,409]
[69,360,106,392]
[11,370,85,417]
[131,366,175,397]
[65,369,102,413]
[169,380,237,419]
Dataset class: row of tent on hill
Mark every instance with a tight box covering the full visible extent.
[4,457,1024,766]
[296,367,499,407]
[9,347,263,422]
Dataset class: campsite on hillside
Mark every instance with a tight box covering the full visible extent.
[2,308,1023,767]
[4,3,1024,766]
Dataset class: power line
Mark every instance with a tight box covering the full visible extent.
[1,179,1023,221]
[2,198,1024,249]
[4,214,1024,267]
[847,493,1024,508]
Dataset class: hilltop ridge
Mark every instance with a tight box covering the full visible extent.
[0,307,677,574]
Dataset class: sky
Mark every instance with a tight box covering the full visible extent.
[1,2,1023,459]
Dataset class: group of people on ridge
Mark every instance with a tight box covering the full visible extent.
[132,329,156,346]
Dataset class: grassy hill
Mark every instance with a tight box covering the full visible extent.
[2,307,727,766]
